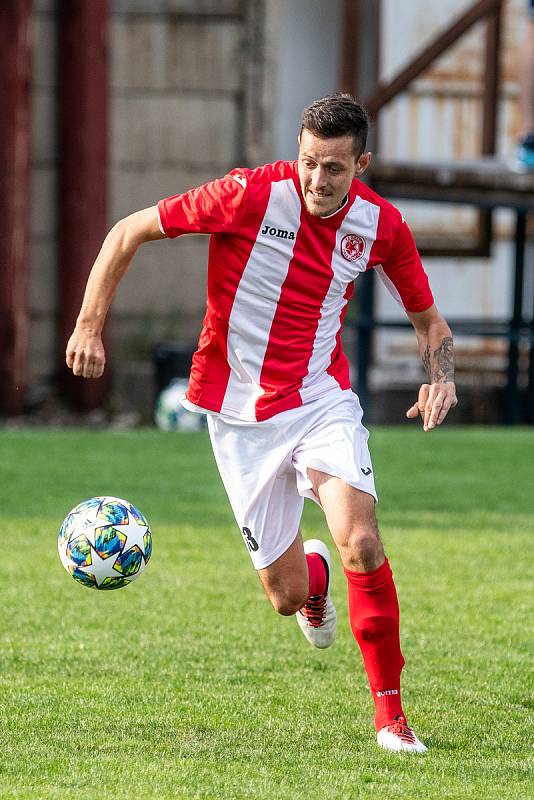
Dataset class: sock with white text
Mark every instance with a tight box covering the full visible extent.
[344,558,405,730]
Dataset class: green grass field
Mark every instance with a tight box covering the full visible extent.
[0,426,532,799]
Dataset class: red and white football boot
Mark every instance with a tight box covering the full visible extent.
[296,539,337,649]
[377,715,428,753]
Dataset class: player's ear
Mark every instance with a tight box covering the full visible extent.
[355,151,372,177]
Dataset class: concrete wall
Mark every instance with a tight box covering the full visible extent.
[29,0,273,414]
[109,2,246,409]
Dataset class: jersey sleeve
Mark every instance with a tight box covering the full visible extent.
[157,170,249,239]
[376,219,434,312]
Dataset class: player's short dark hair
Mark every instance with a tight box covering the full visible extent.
[300,93,369,156]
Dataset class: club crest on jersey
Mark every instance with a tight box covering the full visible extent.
[261,224,296,240]
[341,233,365,262]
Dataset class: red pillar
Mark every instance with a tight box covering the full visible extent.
[57,0,110,410]
[0,2,33,415]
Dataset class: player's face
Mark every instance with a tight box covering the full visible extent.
[298,129,371,217]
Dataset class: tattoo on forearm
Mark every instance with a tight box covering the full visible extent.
[422,336,455,383]
[433,336,455,382]
[422,345,431,378]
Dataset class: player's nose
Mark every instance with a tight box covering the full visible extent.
[310,166,328,190]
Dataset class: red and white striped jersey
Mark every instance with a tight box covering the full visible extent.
[157,160,433,422]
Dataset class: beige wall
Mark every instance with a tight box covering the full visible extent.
[29,0,274,412]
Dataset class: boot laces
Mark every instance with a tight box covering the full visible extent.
[299,594,326,628]
[386,715,416,744]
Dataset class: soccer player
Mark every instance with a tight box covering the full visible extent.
[66,94,457,753]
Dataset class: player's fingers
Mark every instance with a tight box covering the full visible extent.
[75,351,96,378]
[91,359,105,379]
[82,361,95,379]
[423,385,437,430]
[93,364,103,379]
[406,402,419,418]
[427,392,445,430]
[83,357,100,379]
[71,351,85,377]
[407,384,429,421]
[436,398,453,426]
[424,383,444,430]
[436,390,458,425]
[418,384,430,419]
[89,352,107,379]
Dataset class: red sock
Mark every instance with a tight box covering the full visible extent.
[344,558,405,731]
[306,552,327,598]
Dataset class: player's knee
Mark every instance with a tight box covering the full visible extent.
[342,529,383,571]
[270,587,308,616]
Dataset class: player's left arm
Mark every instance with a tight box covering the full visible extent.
[405,304,458,431]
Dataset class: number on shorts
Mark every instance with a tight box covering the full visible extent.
[242,526,259,552]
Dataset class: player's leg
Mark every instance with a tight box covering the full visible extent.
[256,528,336,649]
[307,471,401,711]
[291,389,426,751]
[307,468,426,752]
[256,526,336,647]
[256,528,308,615]
[206,413,330,624]
[307,467,383,569]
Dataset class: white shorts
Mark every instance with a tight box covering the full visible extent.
[207,388,377,569]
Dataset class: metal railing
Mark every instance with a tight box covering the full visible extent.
[341,0,504,257]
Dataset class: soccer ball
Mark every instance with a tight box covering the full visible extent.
[58,496,152,590]
[155,378,204,432]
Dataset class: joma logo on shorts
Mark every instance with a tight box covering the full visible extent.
[261,225,296,240]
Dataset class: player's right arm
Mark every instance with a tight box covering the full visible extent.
[66,206,165,379]
[67,172,248,378]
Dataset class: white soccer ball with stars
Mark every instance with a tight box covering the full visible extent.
[155,378,204,432]
[58,496,152,590]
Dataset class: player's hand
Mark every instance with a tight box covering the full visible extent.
[65,326,106,379]
[406,382,457,431]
